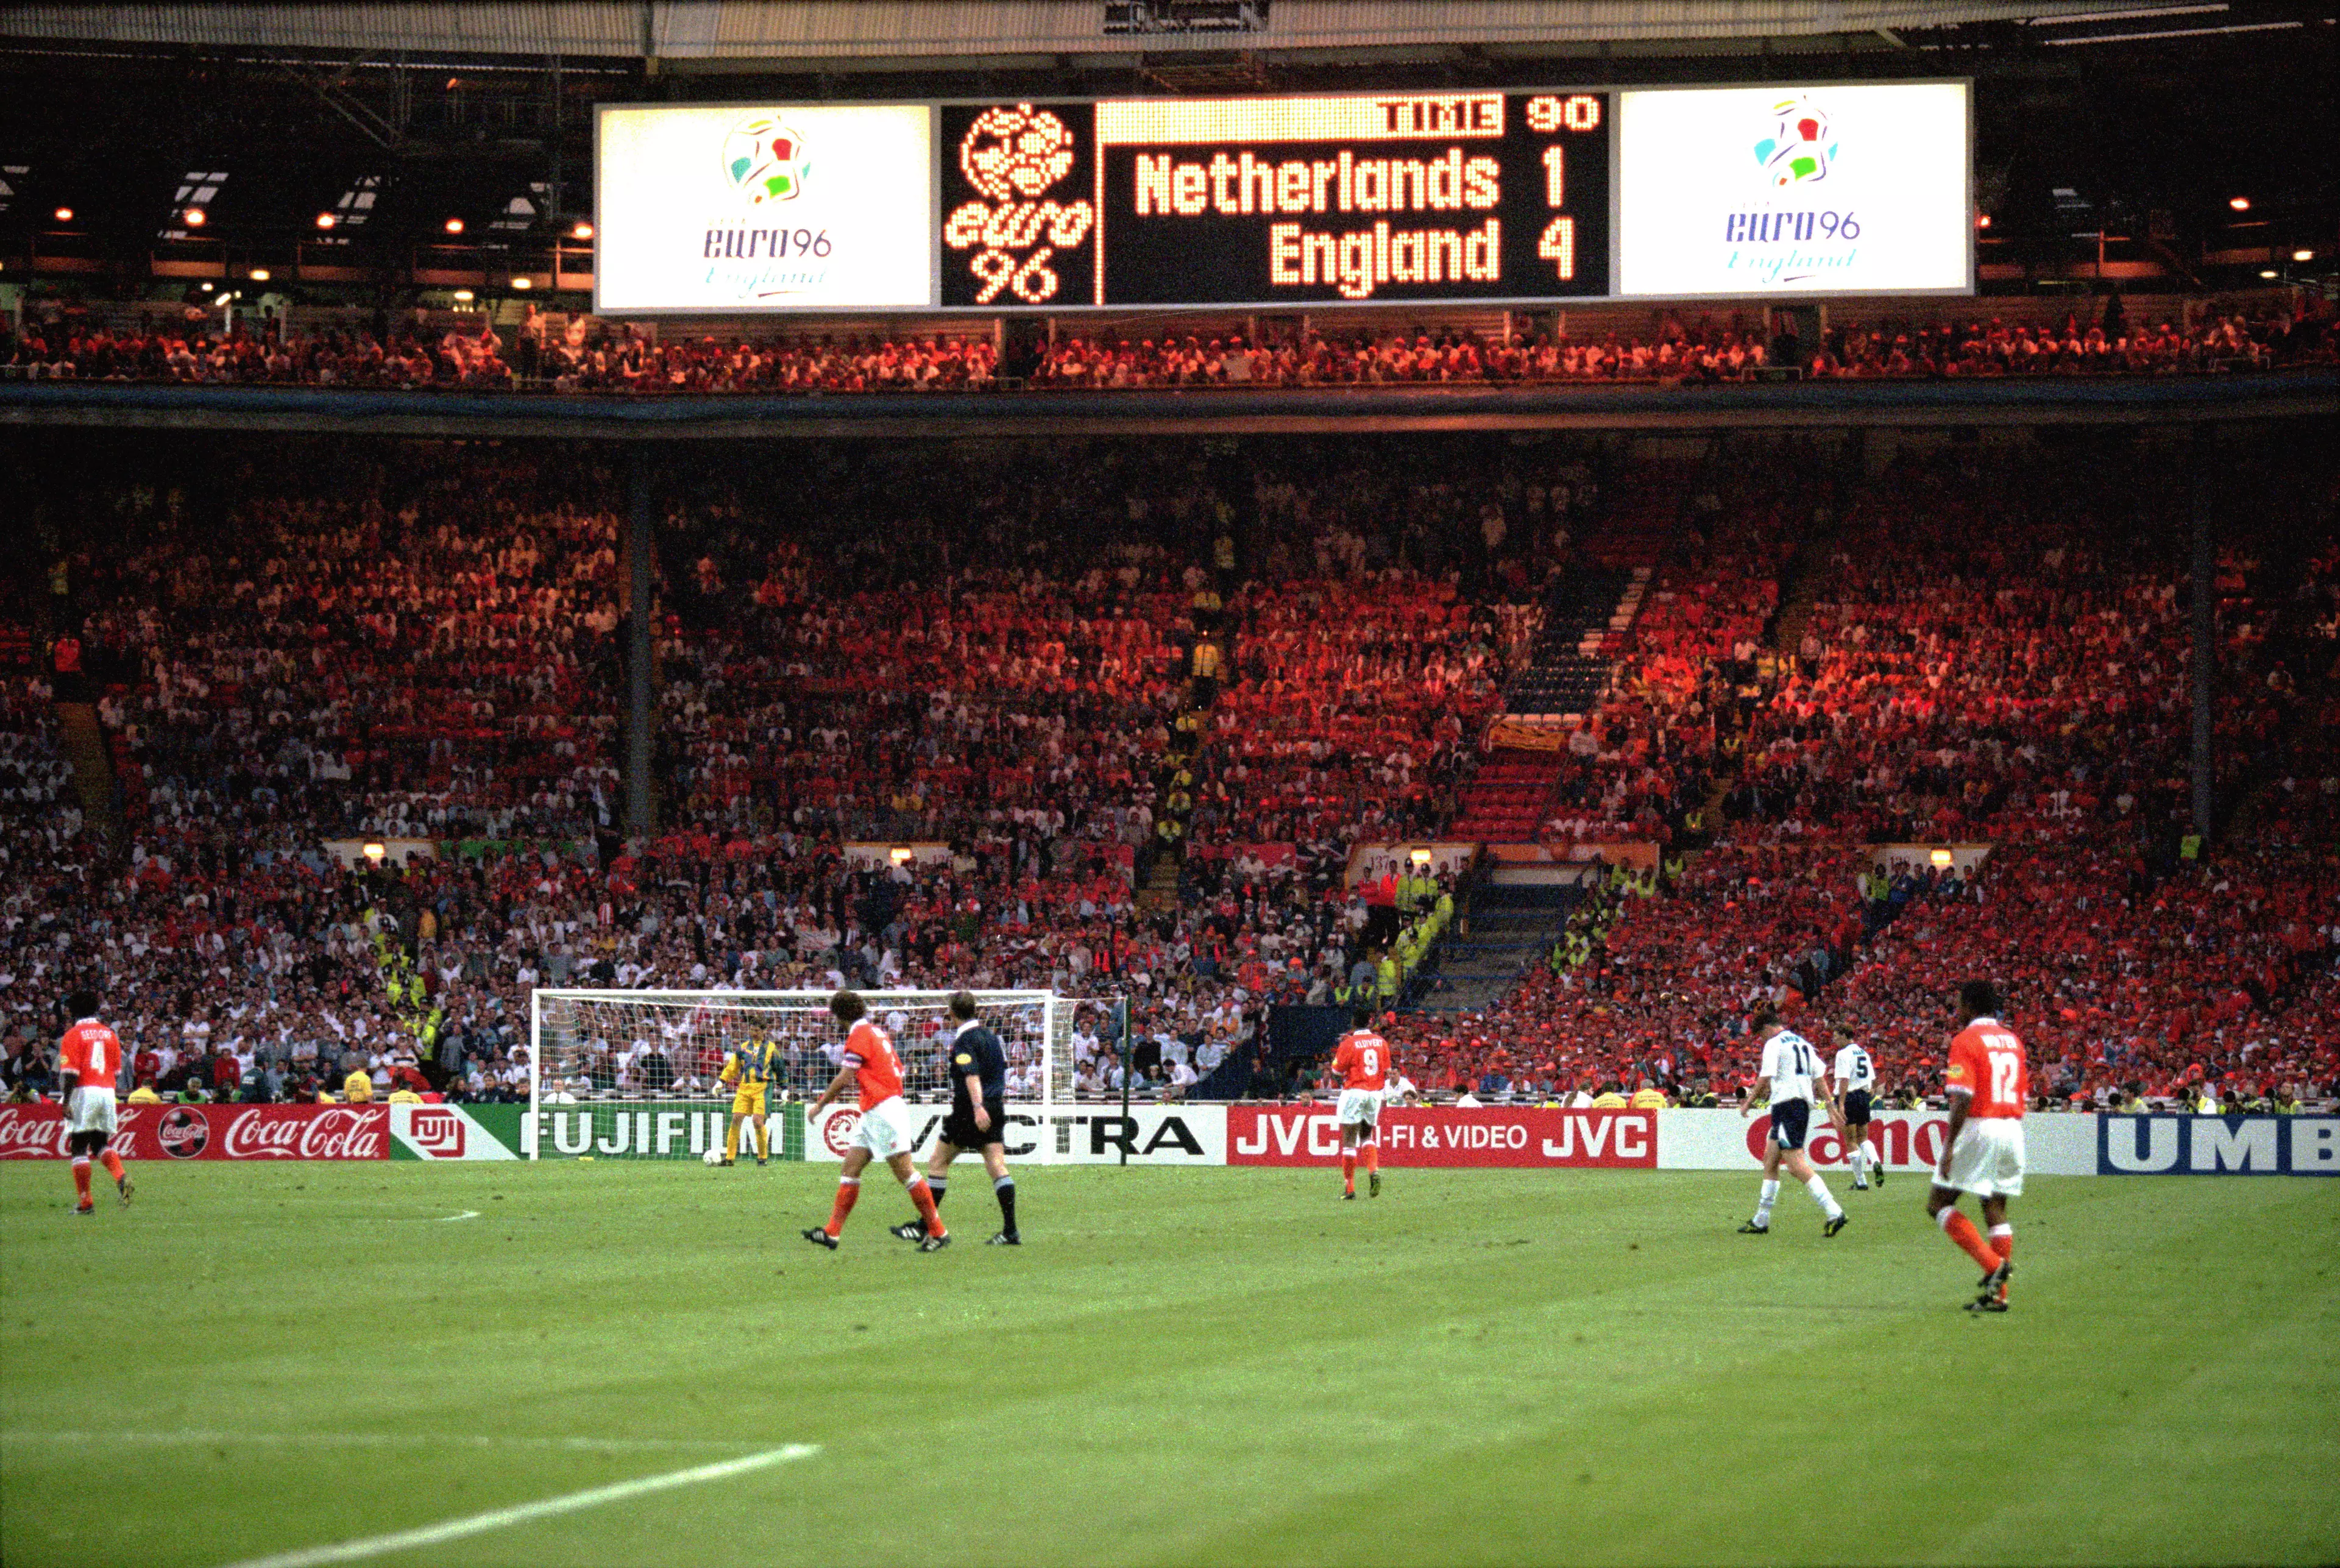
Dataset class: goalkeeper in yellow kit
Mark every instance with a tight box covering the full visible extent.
[718,1032,780,1166]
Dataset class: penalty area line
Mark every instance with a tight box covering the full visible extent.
[437,1210,481,1221]
[214,1442,820,1568]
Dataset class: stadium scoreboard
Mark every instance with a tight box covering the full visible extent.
[595,81,1969,313]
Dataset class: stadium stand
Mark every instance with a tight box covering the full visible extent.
[3,305,2330,391]
[1,408,2333,1114]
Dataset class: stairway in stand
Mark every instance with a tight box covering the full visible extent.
[1419,469,1686,1013]
[1417,878,1589,1015]
[52,701,124,854]
[1136,848,1182,913]
[1448,483,1676,840]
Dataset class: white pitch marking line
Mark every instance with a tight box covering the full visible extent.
[2,1430,760,1455]
[213,1443,820,1568]
[437,1210,481,1221]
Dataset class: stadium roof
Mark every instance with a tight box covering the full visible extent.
[0,2,2312,64]
[0,2,2328,297]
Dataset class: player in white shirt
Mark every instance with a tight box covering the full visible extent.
[1738,1009,1848,1236]
[1828,1024,1881,1190]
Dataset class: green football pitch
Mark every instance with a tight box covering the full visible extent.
[3,1163,2335,1568]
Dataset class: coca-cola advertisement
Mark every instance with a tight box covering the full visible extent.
[0,1102,388,1160]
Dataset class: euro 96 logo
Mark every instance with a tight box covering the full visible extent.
[723,115,811,204]
[1753,97,1835,190]
[943,104,1096,303]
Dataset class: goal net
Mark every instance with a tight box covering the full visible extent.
[525,989,1067,1162]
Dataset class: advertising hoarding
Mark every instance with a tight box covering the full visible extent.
[1227,1104,1657,1168]
[804,1102,1224,1164]
[0,1102,389,1161]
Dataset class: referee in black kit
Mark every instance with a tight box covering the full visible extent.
[894,991,1021,1246]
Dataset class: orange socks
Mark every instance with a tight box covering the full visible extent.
[1341,1151,1356,1193]
[908,1177,945,1239]
[71,1159,91,1204]
[824,1177,860,1237]
[1364,1144,1380,1175]
[1939,1208,2000,1272]
[99,1151,124,1183]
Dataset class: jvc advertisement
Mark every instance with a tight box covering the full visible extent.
[1227,1105,1655,1168]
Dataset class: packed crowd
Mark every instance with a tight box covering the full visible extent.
[1526,463,1820,844]
[4,299,2327,394]
[1,314,522,389]
[6,436,1547,1105]
[1014,308,2332,388]
[1387,440,2340,1104]
[76,455,625,846]
[1726,455,2293,846]
[1373,834,2339,1111]
[3,431,2332,1113]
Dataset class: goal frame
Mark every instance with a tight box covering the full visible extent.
[525,988,1068,1162]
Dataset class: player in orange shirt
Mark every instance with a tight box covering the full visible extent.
[801,990,948,1252]
[1926,981,2026,1313]
[1330,1006,1392,1200]
[57,989,133,1215]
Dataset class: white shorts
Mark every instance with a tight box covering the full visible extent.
[1336,1088,1381,1127]
[66,1087,119,1139]
[1940,1118,2026,1199]
[851,1097,912,1160]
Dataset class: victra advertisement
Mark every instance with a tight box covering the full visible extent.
[804,1102,1225,1165]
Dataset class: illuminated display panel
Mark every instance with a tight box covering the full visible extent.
[596,104,936,312]
[938,103,1100,308]
[1616,82,1972,297]
[592,83,1970,311]
[1089,91,1611,306]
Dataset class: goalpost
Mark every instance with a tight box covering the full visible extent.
[526,989,1070,1163]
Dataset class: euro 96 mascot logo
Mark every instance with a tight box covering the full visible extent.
[723,115,810,204]
[1753,98,1836,190]
[943,104,1096,303]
